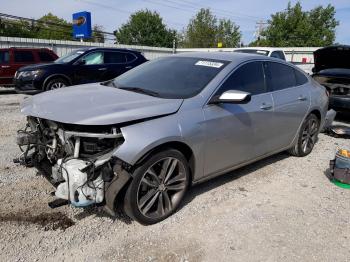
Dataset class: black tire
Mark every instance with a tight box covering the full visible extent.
[45,77,69,91]
[124,149,190,225]
[288,114,320,157]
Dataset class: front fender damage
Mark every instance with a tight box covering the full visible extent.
[104,163,131,216]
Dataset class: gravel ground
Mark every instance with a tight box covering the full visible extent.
[0,90,349,262]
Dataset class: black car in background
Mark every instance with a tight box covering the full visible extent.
[312,45,350,112]
[14,47,147,94]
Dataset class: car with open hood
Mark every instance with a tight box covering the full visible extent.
[15,52,328,224]
[312,45,350,112]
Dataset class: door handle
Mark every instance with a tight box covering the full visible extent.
[1,65,10,68]
[125,66,133,69]
[260,103,272,110]
[98,68,107,71]
[298,95,307,101]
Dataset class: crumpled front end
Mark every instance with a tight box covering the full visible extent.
[14,116,130,211]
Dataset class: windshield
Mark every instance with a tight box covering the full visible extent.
[234,49,269,56]
[112,57,228,99]
[55,50,85,64]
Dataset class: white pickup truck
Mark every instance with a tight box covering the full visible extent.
[233,47,313,74]
[233,47,287,60]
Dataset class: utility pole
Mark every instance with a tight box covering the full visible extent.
[172,38,176,54]
[254,20,268,42]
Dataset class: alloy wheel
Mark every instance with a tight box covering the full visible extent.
[136,157,187,219]
[301,117,319,154]
[50,82,66,90]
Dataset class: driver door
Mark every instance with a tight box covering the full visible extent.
[73,51,107,84]
[203,61,274,176]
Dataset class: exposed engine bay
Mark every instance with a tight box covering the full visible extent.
[313,73,350,96]
[14,117,126,208]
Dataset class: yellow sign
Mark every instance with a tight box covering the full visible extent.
[217,42,223,48]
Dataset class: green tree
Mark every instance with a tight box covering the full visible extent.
[252,2,338,47]
[36,13,72,40]
[115,10,175,47]
[216,19,241,48]
[182,8,241,48]
[184,8,217,47]
[0,18,36,38]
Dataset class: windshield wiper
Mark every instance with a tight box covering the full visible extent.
[118,87,160,97]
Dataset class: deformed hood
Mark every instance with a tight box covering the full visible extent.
[21,83,183,125]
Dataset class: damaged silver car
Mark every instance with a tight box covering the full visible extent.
[15,52,328,224]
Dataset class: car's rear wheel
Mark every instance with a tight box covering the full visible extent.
[124,149,190,225]
[288,114,320,157]
[45,77,69,91]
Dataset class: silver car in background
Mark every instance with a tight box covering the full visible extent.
[15,52,328,224]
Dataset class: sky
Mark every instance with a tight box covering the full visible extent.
[1,0,350,45]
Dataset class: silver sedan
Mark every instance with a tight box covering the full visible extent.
[16,52,328,224]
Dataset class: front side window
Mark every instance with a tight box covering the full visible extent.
[14,51,34,63]
[216,61,266,96]
[0,51,9,64]
[55,50,85,64]
[82,52,104,65]
[112,57,228,99]
[265,62,296,91]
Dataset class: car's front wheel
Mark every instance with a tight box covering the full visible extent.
[124,149,190,225]
[45,77,69,91]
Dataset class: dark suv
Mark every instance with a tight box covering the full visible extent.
[0,47,58,87]
[14,47,147,94]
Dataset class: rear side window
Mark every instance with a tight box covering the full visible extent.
[0,51,9,64]
[218,61,266,96]
[126,53,137,62]
[266,62,296,91]
[38,51,55,62]
[104,52,127,64]
[14,51,35,63]
[294,69,308,86]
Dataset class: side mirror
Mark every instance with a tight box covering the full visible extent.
[210,90,251,104]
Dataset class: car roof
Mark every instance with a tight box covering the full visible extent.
[175,51,288,65]
[76,47,141,53]
[0,47,53,51]
[234,47,284,52]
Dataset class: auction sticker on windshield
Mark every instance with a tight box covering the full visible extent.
[195,60,224,68]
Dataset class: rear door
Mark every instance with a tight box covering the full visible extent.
[103,51,129,80]
[0,50,12,85]
[203,61,275,176]
[265,61,310,149]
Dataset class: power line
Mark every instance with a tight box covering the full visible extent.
[0,12,115,36]
[143,0,263,22]
[77,0,187,28]
[161,0,263,20]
